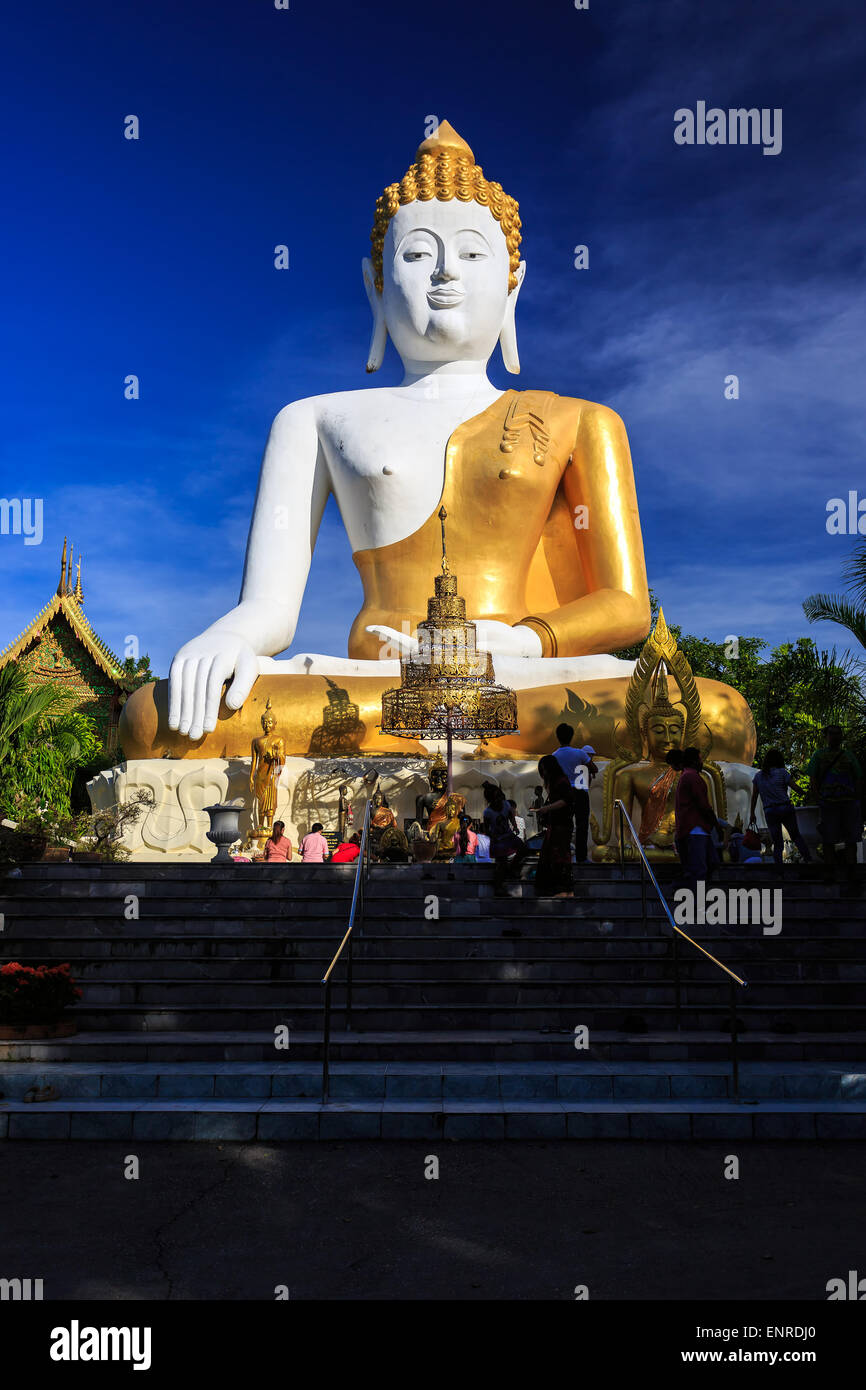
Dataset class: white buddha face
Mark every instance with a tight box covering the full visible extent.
[381,199,517,367]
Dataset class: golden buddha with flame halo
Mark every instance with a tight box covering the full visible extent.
[591,613,727,861]
[121,122,756,768]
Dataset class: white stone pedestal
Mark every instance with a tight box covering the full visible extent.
[88,753,759,861]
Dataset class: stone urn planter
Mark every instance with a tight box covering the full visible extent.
[40,846,72,863]
[204,802,243,863]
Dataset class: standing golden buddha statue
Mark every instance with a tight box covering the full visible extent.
[249,697,285,849]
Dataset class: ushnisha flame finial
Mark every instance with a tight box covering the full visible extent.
[438,506,450,575]
[415,120,475,162]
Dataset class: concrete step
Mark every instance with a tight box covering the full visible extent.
[17,955,866,983]
[2,1095,864,1141]
[5,1029,865,1063]
[4,934,866,960]
[9,863,858,894]
[61,1001,866,1033]
[3,1059,864,1102]
[70,976,865,1005]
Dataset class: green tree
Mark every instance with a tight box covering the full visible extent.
[804,537,866,662]
[803,536,866,794]
[0,663,99,818]
[120,654,155,689]
[615,590,865,797]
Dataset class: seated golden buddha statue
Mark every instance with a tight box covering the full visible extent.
[432,794,462,861]
[591,613,728,861]
[120,122,754,766]
[414,751,465,832]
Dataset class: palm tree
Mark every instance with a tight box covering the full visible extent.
[804,538,866,659]
[0,663,98,814]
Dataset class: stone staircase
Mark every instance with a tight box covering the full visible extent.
[1,862,864,1139]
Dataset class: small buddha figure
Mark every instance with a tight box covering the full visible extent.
[249,698,285,836]
[432,794,462,861]
[369,788,397,858]
[414,752,465,831]
[337,783,353,840]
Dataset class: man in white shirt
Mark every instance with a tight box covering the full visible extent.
[552,724,596,864]
[508,799,527,839]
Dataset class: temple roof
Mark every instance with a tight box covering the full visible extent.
[0,539,132,688]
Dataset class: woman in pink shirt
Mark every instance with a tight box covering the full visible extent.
[453,812,478,862]
[299,822,331,863]
[262,821,292,863]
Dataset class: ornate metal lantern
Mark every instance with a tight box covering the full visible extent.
[380,508,518,784]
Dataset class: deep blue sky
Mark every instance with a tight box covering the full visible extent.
[2,0,864,674]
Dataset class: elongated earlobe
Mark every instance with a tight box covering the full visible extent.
[499,260,526,375]
[362,256,387,373]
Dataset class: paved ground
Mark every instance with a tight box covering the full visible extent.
[0,1141,863,1300]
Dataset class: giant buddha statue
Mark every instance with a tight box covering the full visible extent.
[121,122,754,766]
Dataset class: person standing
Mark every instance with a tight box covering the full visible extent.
[482,782,528,895]
[453,812,478,863]
[508,799,527,840]
[674,747,720,890]
[551,723,595,864]
[299,822,330,863]
[534,755,576,897]
[750,749,813,866]
[807,726,863,881]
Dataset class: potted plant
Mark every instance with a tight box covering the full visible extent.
[68,789,154,862]
[0,961,82,1039]
[0,795,50,864]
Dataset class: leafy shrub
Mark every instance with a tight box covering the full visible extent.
[0,962,82,1024]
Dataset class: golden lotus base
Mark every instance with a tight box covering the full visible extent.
[591,843,680,864]
[120,673,755,765]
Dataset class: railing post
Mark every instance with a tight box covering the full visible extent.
[672,930,682,1031]
[346,928,354,1032]
[617,804,626,879]
[322,980,332,1103]
[641,860,647,927]
[729,977,739,1100]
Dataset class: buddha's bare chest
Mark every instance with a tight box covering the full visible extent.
[317,394,501,551]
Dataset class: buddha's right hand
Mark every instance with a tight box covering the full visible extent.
[168,633,260,740]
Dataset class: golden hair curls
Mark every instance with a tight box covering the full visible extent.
[370,149,522,295]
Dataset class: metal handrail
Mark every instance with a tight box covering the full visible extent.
[321,796,373,1102]
[613,799,747,1098]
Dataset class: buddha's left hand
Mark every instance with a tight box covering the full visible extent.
[366,620,543,659]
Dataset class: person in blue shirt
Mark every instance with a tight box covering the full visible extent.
[552,723,597,864]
